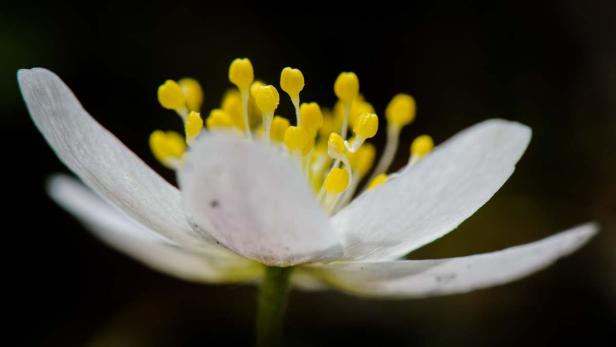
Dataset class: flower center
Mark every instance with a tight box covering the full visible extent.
[149,58,435,214]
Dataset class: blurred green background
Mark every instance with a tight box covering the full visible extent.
[2,0,614,346]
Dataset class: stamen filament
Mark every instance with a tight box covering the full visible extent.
[262,112,274,144]
[240,90,252,139]
[292,97,301,126]
[369,124,400,181]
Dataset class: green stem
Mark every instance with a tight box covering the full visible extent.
[256,266,293,347]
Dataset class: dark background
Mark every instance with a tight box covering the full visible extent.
[2,1,615,346]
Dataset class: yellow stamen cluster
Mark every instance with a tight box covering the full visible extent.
[151,57,436,212]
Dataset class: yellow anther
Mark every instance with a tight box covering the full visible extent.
[270,116,290,143]
[350,143,376,176]
[228,58,254,90]
[328,132,346,157]
[254,85,280,114]
[319,111,338,139]
[149,130,185,168]
[222,91,245,130]
[301,136,315,155]
[386,94,416,127]
[334,72,359,104]
[283,126,309,151]
[299,102,324,134]
[350,99,375,127]
[157,80,186,110]
[280,67,305,99]
[184,111,203,143]
[367,173,388,191]
[324,168,349,194]
[206,109,233,129]
[178,78,204,111]
[353,113,379,139]
[410,134,434,158]
[250,80,265,99]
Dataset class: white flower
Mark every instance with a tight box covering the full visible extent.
[19,67,597,298]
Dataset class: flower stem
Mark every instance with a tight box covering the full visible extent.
[256,266,293,347]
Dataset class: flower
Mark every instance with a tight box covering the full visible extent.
[18,64,597,299]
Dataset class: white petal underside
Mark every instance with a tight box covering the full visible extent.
[178,133,343,266]
[48,175,260,283]
[332,119,532,260]
[309,223,597,298]
[18,68,214,248]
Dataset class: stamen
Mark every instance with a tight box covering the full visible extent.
[322,167,350,213]
[206,109,233,130]
[158,80,188,118]
[149,130,185,169]
[408,134,434,166]
[299,102,324,135]
[153,58,430,214]
[178,78,204,112]
[254,85,280,144]
[319,132,353,204]
[367,173,388,190]
[228,58,255,138]
[184,111,203,144]
[280,67,305,124]
[336,143,376,208]
[250,80,265,99]
[349,112,379,151]
[350,143,376,179]
[369,93,416,181]
[283,126,310,154]
[324,167,349,193]
[334,72,359,138]
[221,90,245,131]
[270,116,290,143]
[386,94,416,127]
[327,133,347,158]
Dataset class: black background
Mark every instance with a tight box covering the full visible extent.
[2,1,615,346]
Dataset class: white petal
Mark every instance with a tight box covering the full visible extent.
[48,174,261,283]
[18,68,212,247]
[333,119,531,260]
[178,132,343,266]
[310,224,597,298]
[290,270,328,291]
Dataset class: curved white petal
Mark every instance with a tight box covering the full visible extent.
[48,174,261,283]
[333,119,531,260]
[18,68,213,247]
[310,224,597,298]
[178,132,343,266]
